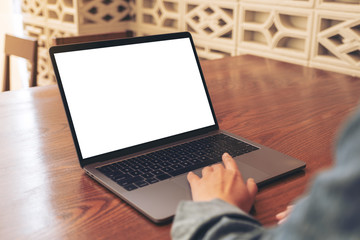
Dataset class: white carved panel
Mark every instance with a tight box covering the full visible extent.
[243,0,315,8]
[46,0,77,28]
[135,0,181,33]
[21,0,46,24]
[20,0,360,80]
[183,0,238,45]
[23,23,47,47]
[78,0,134,34]
[317,0,360,12]
[193,37,236,60]
[238,3,313,65]
[310,10,360,76]
[22,23,54,85]
[21,0,134,85]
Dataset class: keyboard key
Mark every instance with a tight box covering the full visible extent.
[158,161,170,167]
[141,167,151,173]
[151,164,160,170]
[168,161,211,177]
[152,169,165,176]
[113,173,132,181]
[116,176,144,186]
[156,174,171,181]
[146,178,159,184]
[122,167,133,172]
[170,164,183,170]
[132,164,142,170]
[161,166,174,173]
[129,170,142,176]
[123,184,138,191]
[134,181,149,188]
[181,161,192,167]
[169,158,181,164]
[142,173,154,179]
[188,158,201,164]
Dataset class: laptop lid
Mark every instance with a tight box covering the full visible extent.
[49,32,219,168]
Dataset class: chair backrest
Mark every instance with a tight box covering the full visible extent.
[52,31,133,46]
[2,34,38,92]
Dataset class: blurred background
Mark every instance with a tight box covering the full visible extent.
[0,0,28,90]
[1,0,359,91]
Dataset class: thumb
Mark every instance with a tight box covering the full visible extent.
[247,178,258,200]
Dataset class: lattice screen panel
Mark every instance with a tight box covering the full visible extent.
[21,0,134,85]
[21,0,360,81]
[194,38,236,60]
[310,11,360,76]
[317,0,360,12]
[21,0,46,21]
[135,0,181,33]
[22,23,53,85]
[47,0,77,29]
[238,3,313,66]
[183,0,238,46]
[243,0,315,8]
[78,0,135,34]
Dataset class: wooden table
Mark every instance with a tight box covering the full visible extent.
[1,55,360,239]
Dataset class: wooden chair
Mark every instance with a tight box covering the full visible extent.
[2,34,38,92]
[52,30,133,46]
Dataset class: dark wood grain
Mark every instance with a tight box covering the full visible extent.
[1,55,359,239]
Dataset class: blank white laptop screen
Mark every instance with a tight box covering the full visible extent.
[54,38,215,159]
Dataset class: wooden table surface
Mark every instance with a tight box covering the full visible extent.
[1,55,360,239]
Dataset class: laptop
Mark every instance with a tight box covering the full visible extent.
[49,32,305,224]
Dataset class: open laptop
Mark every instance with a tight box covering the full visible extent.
[49,32,305,224]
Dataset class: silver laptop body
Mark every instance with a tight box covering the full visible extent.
[49,32,305,224]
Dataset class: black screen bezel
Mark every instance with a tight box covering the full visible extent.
[49,32,219,168]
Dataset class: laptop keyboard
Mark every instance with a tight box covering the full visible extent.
[97,134,259,191]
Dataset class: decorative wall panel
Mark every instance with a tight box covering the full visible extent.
[21,0,360,82]
[21,0,134,85]
[194,37,236,60]
[21,0,46,23]
[237,3,313,65]
[183,0,238,45]
[135,0,181,34]
[78,0,134,34]
[22,22,54,85]
[243,0,315,8]
[310,11,360,76]
[46,0,77,29]
[317,0,360,12]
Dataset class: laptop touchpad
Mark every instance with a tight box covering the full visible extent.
[171,168,202,190]
[171,161,269,190]
[235,160,269,183]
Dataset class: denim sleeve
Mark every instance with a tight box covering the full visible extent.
[171,199,266,240]
[171,107,360,240]
[272,107,360,239]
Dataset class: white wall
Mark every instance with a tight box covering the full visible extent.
[0,0,28,91]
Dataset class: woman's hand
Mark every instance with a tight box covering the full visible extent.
[276,205,293,224]
[187,153,258,212]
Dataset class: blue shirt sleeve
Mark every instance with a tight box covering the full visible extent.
[171,107,360,240]
[171,199,265,240]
